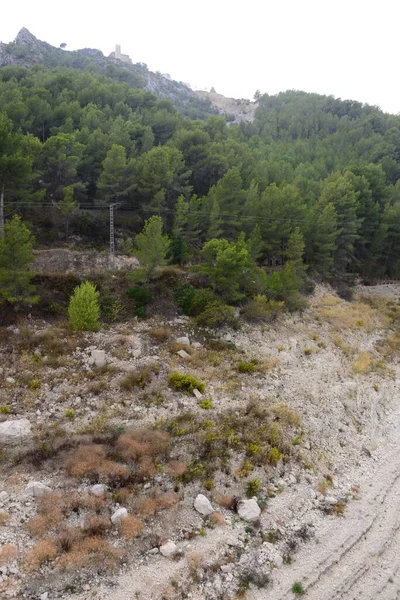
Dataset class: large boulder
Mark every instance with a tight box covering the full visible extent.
[194,494,213,516]
[237,498,261,522]
[111,507,128,525]
[91,349,106,368]
[26,481,52,497]
[0,419,32,445]
[159,540,177,558]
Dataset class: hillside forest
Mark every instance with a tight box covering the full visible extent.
[1,63,400,311]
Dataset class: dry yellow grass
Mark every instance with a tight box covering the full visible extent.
[0,544,18,565]
[318,301,375,331]
[0,511,9,526]
[24,539,57,571]
[120,515,143,539]
[271,405,302,426]
[351,351,373,374]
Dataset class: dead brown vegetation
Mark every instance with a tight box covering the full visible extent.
[0,544,18,565]
[150,327,171,343]
[120,515,143,539]
[24,538,57,571]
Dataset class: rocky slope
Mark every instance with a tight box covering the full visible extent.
[0,282,398,599]
[0,28,257,120]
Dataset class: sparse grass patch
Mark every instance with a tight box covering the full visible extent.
[351,351,372,374]
[0,405,11,414]
[120,364,159,391]
[318,300,375,331]
[65,408,76,419]
[303,347,312,356]
[149,327,171,343]
[246,477,261,497]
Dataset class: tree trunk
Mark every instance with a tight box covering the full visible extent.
[0,183,4,239]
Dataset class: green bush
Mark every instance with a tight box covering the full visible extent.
[291,582,305,595]
[176,283,196,315]
[168,371,205,394]
[191,288,218,315]
[237,359,259,374]
[68,281,100,332]
[242,296,285,322]
[195,300,237,329]
[246,477,261,497]
[126,286,152,318]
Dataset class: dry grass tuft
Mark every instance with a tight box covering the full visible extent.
[27,493,64,536]
[64,444,129,483]
[116,429,170,462]
[24,539,57,571]
[0,511,9,526]
[214,493,235,510]
[120,515,143,539]
[209,511,225,526]
[119,365,158,391]
[351,351,373,374]
[150,327,171,343]
[271,405,301,426]
[57,536,121,570]
[166,460,187,479]
[0,544,19,565]
[84,515,111,537]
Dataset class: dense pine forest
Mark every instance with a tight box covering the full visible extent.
[1,58,400,288]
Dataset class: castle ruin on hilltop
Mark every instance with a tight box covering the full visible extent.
[108,44,132,64]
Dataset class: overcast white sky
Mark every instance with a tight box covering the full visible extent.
[1,0,399,114]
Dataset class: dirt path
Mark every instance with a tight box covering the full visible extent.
[250,403,400,600]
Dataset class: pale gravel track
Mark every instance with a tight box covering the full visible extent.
[250,405,400,600]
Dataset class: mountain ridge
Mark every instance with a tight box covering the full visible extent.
[0,28,258,122]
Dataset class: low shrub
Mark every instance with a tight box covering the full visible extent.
[195,300,237,329]
[292,582,305,595]
[242,296,285,322]
[24,538,57,571]
[120,515,143,539]
[176,283,197,315]
[119,364,159,391]
[126,286,152,318]
[199,398,213,410]
[149,327,171,343]
[168,371,205,394]
[237,359,259,374]
[246,477,261,497]
[68,281,100,332]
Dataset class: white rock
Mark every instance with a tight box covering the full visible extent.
[0,419,32,445]
[0,491,9,503]
[91,484,106,496]
[194,494,213,516]
[5,377,15,384]
[237,498,261,522]
[26,481,52,497]
[192,388,203,400]
[91,349,106,368]
[177,349,190,359]
[325,496,338,505]
[111,507,128,525]
[148,547,159,555]
[274,553,284,568]
[176,336,190,346]
[40,593,49,600]
[160,540,177,557]
[192,342,202,349]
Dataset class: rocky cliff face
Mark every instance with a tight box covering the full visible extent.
[0,28,256,122]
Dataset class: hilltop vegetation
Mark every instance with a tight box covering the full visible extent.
[0,59,399,281]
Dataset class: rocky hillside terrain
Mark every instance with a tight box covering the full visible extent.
[0,274,398,600]
[0,28,221,119]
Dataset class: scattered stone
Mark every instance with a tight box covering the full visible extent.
[26,481,52,497]
[5,377,15,384]
[148,547,159,555]
[324,496,338,505]
[237,498,261,522]
[0,419,32,445]
[192,388,203,400]
[40,593,49,600]
[91,349,106,368]
[192,342,202,349]
[111,507,128,525]
[176,336,190,346]
[177,349,190,359]
[91,484,106,496]
[160,540,177,558]
[194,494,213,516]
[0,491,9,503]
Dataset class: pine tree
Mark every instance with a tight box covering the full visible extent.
[207,198,222,240]
[0,215,38,306]
[248,224,263,261]
[68,281,100,332]
[286,227,306,280]
[312,202,338,275]
[135,216,170,278]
